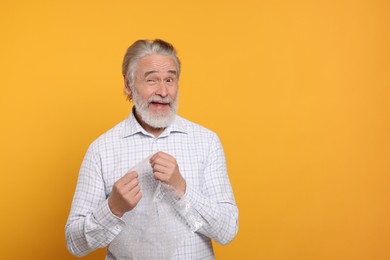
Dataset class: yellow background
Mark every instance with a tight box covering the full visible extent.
[1,0,389,259]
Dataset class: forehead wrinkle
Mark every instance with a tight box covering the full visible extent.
[138,54,177,74]
[143,69,177,78]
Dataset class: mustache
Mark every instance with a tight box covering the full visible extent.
[148,96,172,105]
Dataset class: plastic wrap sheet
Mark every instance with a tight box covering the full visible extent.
[108,157,193,259]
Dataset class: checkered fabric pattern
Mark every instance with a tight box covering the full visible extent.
[65,110,238,259]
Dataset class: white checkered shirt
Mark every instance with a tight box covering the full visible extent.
[65,110,238,259]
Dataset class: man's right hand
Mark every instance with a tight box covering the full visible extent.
[108,171,142,218]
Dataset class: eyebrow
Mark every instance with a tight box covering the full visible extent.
[167,70,177,75]
[144,70,157,77]
[144,70,177,78]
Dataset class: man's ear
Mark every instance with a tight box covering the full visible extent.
[123,77,132,97]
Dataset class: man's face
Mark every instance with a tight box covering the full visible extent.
[127,53,179,129]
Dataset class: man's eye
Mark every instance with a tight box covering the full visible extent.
[147,79,157,84]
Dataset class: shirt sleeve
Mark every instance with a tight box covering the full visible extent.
[174,134,239,245]
[65,145,126,257]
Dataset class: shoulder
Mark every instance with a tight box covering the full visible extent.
[175,115,220,141]
[175,116,226,162]
[87,118,127,152]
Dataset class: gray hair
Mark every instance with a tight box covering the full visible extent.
[122,39,181,88]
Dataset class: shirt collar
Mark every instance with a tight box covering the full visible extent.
[121,107,188,138]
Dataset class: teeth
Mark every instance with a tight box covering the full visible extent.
[149,100,170,105]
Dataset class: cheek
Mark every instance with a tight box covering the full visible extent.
[168,87,178,98]
[137,86,155,100]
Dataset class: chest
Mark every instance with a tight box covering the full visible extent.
[100,135,209,196]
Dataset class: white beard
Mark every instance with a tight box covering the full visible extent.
[132,88,178,129]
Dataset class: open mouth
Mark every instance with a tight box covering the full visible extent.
[150,101,170,108]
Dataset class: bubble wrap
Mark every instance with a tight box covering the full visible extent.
[108,157,194,259]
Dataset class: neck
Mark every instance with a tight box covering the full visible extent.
[134,110,165,137]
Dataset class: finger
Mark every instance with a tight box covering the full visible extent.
[126,183,141,197]
[131,189,142,203]
[150,153,176,167]
[125,170,138,178]
[124,186,142,208]
[153,171,167,182]
[151,163,170,174]
[122,176,140,191]
[117,171,138,185]
[150,151,163,161]
[150,158,172,169]
[150,151,175,162]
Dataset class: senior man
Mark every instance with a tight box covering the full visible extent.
[65,39,238,259]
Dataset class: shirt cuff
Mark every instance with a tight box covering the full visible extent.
[93,199,126,235]
[173,185,205,232]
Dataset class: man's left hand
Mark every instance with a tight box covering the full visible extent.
[150,152,186,198]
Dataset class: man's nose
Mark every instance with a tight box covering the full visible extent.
[155,81,168,97]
